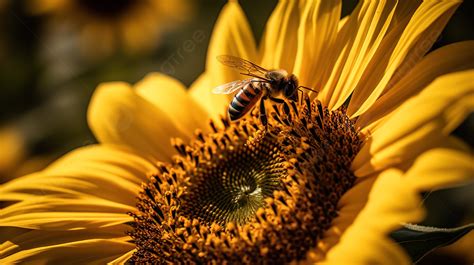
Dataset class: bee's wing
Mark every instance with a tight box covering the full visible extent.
[212,80,250,94]
[217,55,269,76]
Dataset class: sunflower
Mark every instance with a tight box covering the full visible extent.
[27,0,193,56]
[1,0,473,264]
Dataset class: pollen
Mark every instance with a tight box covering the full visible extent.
[129,94,363,263]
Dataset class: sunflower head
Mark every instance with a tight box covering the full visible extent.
[129,95,363,263]
[27,0,194,56]
[1,1,472,264]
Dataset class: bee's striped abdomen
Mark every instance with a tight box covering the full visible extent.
[228,81,263,121]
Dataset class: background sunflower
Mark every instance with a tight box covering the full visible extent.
[27,0,194,57]
[0,0,473,263]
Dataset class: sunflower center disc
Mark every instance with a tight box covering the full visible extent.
[181,131,284,225]
[130,95,363,263]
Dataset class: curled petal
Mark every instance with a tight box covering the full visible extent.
[353,70,474,177]
[357,41,474,132]
[190,0,257,121]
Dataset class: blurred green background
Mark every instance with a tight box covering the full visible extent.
[0,0,472,263]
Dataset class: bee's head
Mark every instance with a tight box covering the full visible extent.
[283,74,299,101]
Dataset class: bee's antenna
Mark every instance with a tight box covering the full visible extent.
[298,86,319,93]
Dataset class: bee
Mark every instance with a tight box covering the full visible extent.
[213,55,317,127]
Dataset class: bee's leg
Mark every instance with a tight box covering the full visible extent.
[260,96,268,128]
[269,96,285,104]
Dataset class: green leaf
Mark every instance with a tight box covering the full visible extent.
[390,223,474,264]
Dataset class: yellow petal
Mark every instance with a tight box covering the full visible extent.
[189,73,228,122]
[308,176,377,261]
[0,145,155,233]
[348,0,461,117]
[338,176,377,209]
[260,0,300,72]
[393,136,471,174]
[326,144,472,264]
[0,210,133,231]
[320,0,398,109]
[205,0,257,81]
[88,82,188,162]
[108,249,135,265]
[135,72,209,133]
[0,145,155,209]
[293,0,341,95]
[189,0,257,120]
[387,1,421,29]
[324,169,421,265]
[0,145,148,263]
[353,70,474,177]
[1,230,127,258]
[357,41,474,132]
[0,199,133,230]
[1,237,133,265]
[405,148,474,191]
